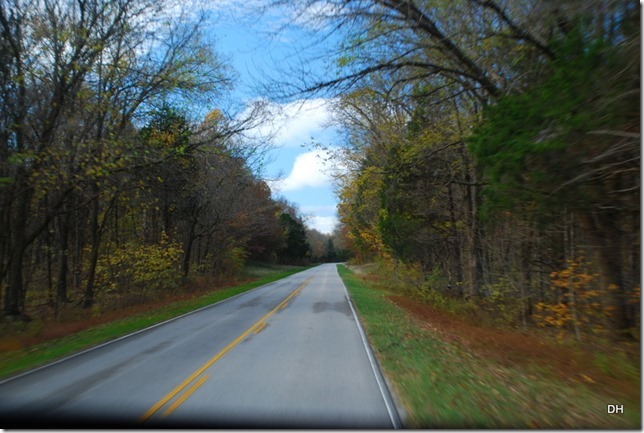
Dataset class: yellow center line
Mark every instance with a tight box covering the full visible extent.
[139,276,312,423]
[163,374,209,417]
[253,322,268,334]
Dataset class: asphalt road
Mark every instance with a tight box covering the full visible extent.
[0,264,402,428]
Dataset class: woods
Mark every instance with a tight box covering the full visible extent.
[0,0,336,321]
[0,0,640,346]
[277,0,640,342]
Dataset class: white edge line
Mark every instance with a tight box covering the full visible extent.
[337,265,403,429]
[0,267,316,386]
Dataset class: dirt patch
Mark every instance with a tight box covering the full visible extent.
[388,294,640,402]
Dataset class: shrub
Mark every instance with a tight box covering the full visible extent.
[95,235,183,302]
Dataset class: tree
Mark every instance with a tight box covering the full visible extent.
[325,238,337,262]
[278,211,310,264]
[138,104,193,242]
[268,0,561,102]
[306,228,329,262]
[0,0,232,316]
[470,18,640,335]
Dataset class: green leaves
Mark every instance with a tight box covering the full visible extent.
[468,28,629,217]
[139,104,192,154]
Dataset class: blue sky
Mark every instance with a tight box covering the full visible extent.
[202,2,343,234]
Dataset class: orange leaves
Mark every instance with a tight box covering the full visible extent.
[534,302,571,328]
[628,287,640,305]
[549,258,597,292]
[532,257,630,338]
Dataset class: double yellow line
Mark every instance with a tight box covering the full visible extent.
[140,276,313,422]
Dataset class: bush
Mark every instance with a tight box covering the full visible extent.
[220,246,249,277]
[95,235,183,302]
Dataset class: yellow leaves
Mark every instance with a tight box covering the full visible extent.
[358,227,386,254]
[583,290,600,298]
[146,130,179,149]
[94,235,183,297]
[337,159,387,261]
[27,140,128,203]
[218,246,249,277]
[204,109,223,125]
[80,142,128,181]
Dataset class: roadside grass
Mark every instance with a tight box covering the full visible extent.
[0,266,308,381]
[338,264,640,429]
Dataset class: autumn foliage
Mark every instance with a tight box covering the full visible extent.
[533,258,639,341]
[327,0,639,344]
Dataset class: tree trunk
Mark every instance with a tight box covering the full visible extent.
[181,218,197,278]
[577,211,629,338]
[4,173,30,317]
[56,210,70,304]
[456,129,484,298]
[465,170,483,298]
[163,184,171,237]
[520,230,533,329]
[5,244,26,317]
[447,182,464,297]
[84,194,100,309]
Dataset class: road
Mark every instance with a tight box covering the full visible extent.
[0,264,401,428]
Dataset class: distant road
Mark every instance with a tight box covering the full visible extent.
[0,264,401,428]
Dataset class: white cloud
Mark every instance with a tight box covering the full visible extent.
[301,204,337,214]
[269,148,335,192]
[244,98,335,148]
[277,99,333,146]
[307,215,338,234]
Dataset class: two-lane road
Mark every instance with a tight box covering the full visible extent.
[0,264,401,428]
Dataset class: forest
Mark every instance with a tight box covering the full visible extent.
[273,0,640,343]
[336,0,641,342]
[0,0,640,349]
[0,0,347,323]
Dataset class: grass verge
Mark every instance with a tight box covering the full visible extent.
[0,266,308,381]
[338,264,640,429]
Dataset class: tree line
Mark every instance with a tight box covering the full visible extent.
[0,0,342,320]
[277,0,640,341]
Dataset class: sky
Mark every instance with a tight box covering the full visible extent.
[201,2,344,234]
